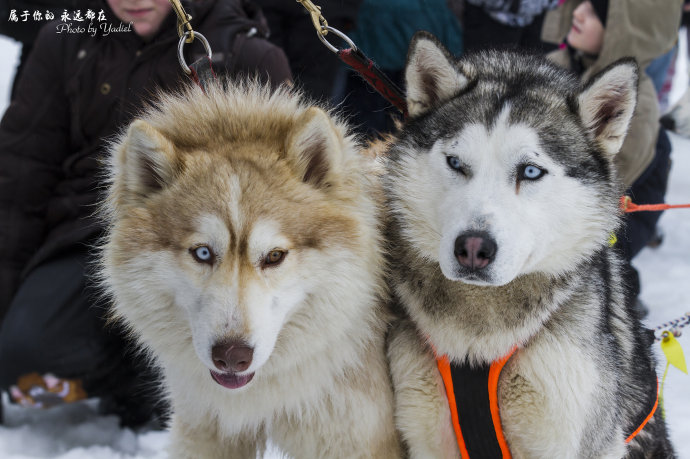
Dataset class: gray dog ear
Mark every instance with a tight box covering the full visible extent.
[285,107,343,188]
[578,59,638,157]
[405,31,469,118]
[111,120,180,205]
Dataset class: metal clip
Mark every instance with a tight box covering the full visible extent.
[296,0,328,36]
[317,26,357,54]
[178,31,212,75]
[168,0,194,43]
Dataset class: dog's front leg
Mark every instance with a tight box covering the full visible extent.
[498,340,626,459]
[168,414,264,459]
[388,318,462,459]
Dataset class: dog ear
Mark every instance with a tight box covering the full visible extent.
[113,120,179,202]
[578,59,638,157]
[405,31,469,118]
[285,107,342,188]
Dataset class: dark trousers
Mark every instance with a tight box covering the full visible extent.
[618,127,672,303]
[620,127,672,261]
[0,249,155,402]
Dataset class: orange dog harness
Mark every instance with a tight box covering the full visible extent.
[436,348,658,458]
[436,348,516,459]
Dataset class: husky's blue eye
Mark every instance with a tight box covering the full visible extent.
[191,245,215,264]
[520,164,546,181]
[446,156,466,175]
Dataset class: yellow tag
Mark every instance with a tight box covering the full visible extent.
[661,333,687,374]
[607,233,617,247]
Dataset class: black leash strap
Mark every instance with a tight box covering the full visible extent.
[188,56,217,93]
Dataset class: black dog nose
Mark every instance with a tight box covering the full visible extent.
[212,340,254,373]
[454,231,497,270]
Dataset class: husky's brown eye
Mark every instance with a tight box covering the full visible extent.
[262,249,287,268]
[191,245,215,265]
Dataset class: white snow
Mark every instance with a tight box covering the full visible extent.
[0,396,168,458]
[0,35,19,114]
[1,31,689,459]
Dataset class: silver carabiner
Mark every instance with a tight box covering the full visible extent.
[177,31,212,75]
[317,26,358,54]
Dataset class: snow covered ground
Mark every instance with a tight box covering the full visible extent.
[1,32,689,458]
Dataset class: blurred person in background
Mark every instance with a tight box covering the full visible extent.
[658,1,690,135]
[0,0,290,426]
[641,0,686,113]
[0,0,94,97]
[463,0,561,53]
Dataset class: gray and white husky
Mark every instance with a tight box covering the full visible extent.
[384,32,674,458]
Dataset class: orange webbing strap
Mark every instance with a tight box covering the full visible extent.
[436,347,517,459]
[620,195,690,213]
[437,355,471,459]
[487,349,516,457]
[438,347,656,453]
[625,379,659,444]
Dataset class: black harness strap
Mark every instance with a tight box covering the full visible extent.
[450,361,505,458]
[436,349,514,459]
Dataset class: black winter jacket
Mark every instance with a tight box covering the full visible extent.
[0,0,291,320]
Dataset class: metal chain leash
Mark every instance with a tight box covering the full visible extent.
[654,312,690,342]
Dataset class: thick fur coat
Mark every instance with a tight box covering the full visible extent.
[385,32,673,459]
[100,80,402,458]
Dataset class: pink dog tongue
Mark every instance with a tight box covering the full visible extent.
[210,371,254,389]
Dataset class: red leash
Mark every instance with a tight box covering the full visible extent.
[337,47,408,117]
[620,196,690,213]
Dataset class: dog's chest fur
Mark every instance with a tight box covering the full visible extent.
[392,234,575,365]
[389,230,632,457]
